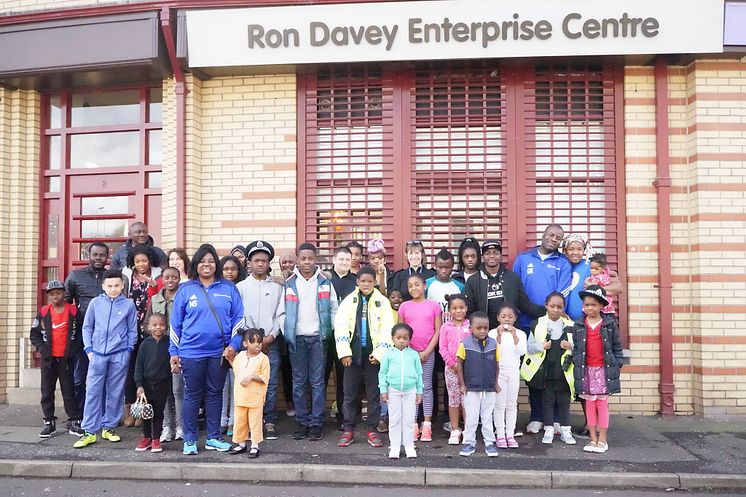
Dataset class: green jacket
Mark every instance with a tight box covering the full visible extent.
[378,346,424,394]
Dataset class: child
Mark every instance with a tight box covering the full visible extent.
[572,285,623,454]
[283,243,338,442]
[391,240,435,301]
[346,241,365,275]
[74,269,138,448]
[521,292,576,445]
[438,294,470,445]
[233,240,285,441]
[388,289,403,321]
[454,237,481,284]
[30,280,84,438]
[229,328,270,458]
[378,288,404,433]
[456,311,500,457]
[367,238,394,296]
[220,254,246,437]
[490,303,527,449]
[379,323,423,459]
[426,248,465,319]
[334,267,395,448]
[144,266,181,442]
[397,273,442,442]
[134,313,172,453]
[585,253,615,315]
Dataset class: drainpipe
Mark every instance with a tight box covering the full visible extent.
[653,56,675,416]
[160,7,187,249]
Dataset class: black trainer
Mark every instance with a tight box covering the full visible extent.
[292,423,309,440]
[309,425,323,441]
[264,423,279,440]
[67,419,84,436]
[39,420,56,438]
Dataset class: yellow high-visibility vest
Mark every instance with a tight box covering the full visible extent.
[520,315,576,399]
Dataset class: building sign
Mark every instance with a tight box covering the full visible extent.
[186,0,724,67]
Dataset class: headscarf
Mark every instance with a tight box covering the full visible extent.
[367,238,386,256]
[561,233,592,261]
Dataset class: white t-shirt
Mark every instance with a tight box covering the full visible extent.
[426,279,464,316]
[489,326,528,372]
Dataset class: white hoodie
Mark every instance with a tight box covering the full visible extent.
[293,266,338,336]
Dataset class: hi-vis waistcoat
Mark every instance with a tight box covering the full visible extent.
[520,315,576,399]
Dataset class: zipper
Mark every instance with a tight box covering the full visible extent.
[104,298,113,355]
[399,348,405,390]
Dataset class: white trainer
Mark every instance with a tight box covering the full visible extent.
[526,421,543,434]
[542,426,554,444]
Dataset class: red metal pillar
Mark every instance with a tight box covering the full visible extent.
[653,57,675,415]
[160,6,187,249]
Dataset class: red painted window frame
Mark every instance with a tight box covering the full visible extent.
[298,62,627,342]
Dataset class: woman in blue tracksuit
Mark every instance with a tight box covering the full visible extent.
[169,244,244,455]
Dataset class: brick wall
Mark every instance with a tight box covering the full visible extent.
[0,0,137,14]
[623,60,746,416]
[0,88,40,401]
[179,74,298,260]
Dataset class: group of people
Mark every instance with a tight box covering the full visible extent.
[32,221,623,459]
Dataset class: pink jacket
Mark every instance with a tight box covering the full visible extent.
[438,319,470,368]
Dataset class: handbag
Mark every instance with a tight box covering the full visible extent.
[130,394,154,420]
[197,285,232,369]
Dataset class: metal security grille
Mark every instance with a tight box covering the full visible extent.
[299,66,395,265]
[299,64,623,281]
[410,63,508,259]
[522,64,621,268]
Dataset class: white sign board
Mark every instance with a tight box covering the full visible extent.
[186,0,724,67]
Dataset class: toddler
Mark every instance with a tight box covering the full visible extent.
[379,323,423,459]
[586,253,615,315]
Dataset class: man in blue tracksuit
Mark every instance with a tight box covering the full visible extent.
[73,269,138,448]
[512,224,572,434]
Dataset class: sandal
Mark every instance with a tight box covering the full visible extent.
[248,447,260,458]
[230,444,246,454]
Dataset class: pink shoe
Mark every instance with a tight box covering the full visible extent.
[507,437,519,449]
[413,423,420,441]
[420,423,432,442]
[496,437,508,449]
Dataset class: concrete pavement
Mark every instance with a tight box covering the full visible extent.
[1,404,745,490]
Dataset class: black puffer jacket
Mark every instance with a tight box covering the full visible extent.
[571,313,623,395]
[64,266,106,316]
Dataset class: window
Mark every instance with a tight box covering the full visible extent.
[300,64,623,289]
[41,87,163,292]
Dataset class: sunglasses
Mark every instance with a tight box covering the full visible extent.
[406,240,423,246]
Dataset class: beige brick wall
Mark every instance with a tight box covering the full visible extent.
[180,74,298,261]
[0,88,41,401]
[624,60,746,417]
[0,0,141,15]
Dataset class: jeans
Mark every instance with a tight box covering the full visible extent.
[290,335,326,428]
[72,349,89,412]
[81,350,130,433]
[263,340,281,423]
[181,356,227,443]
[221,369,235,427]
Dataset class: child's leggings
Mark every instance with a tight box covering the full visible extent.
[388,388,417,449]
[585,398,609,429]
[494,367,520,438]
[417,353,435,419]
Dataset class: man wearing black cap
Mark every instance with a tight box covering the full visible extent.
[229,240,285,440]
[464,240,545,330]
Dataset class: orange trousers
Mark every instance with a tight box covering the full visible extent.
[232,405,263,445]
